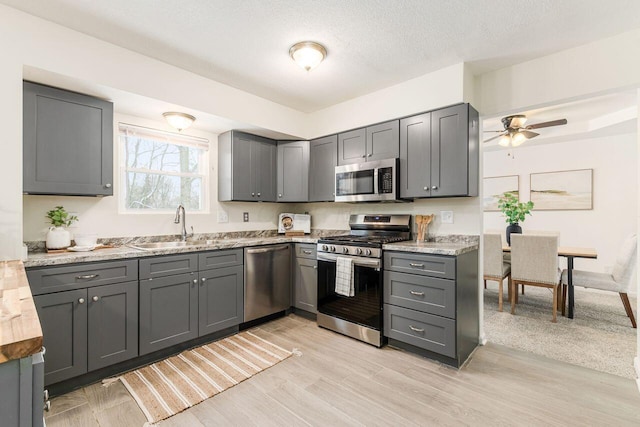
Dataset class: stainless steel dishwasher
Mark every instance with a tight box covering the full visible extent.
[244,244,291,322]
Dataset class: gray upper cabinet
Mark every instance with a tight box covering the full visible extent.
[337,120,399,165]
[308,135,337,202]
[277,140,309,202]
[218,130,276,202]
[23,81,114,196]
[400,103,478,199]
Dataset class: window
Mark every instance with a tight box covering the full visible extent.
[119,124,208,212]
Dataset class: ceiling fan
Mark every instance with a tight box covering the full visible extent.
[484,114,568,147]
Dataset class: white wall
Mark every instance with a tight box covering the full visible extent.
[484,133,637,278]
[22,113,289,241]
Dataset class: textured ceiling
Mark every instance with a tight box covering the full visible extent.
[3,0,640,112]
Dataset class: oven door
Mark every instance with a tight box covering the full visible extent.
[316,254,383,331]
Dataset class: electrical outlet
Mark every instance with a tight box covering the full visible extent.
[217,210,228,223]
[243,212,249,222]
[440,210,454,224]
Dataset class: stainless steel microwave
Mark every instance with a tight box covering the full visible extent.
[334,158,401,202]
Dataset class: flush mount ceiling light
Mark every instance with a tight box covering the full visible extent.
[289,41,327,71]
[163,112,196,131]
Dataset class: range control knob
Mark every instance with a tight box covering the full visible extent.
[356,248,363,255]
[342,247,349,254]
[365,249,372,256]
[330,246,336,252]
[322,245,328,251]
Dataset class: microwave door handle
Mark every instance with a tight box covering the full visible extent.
[373,168,379,195]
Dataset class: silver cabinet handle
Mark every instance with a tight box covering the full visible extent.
[76,274,99,280]
[92,296,99,302]
[410,290,425,296]
[313,266,317,269]
[192,279,197,284]
[278,193,282,198]
[201,277,206,282]
[251,192,255,196]
[362,155,366,158]
[431,186,438,190]
[423,186,428,191]
[409,325,425,333]
[409,263,424,268]
[302,250,312,254]
[367,153,372,157]
[257,192,261,197]
[104,183,112,188]
[78,298,85,304]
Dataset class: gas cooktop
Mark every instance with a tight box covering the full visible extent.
[319,234,409,247]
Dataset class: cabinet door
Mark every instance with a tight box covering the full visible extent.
[366,120,399,162]
[399,113,431,198]
[23,81,113,196]
[34,290,87,385]
[430,104,469,197]
[254,137,277,201]
[277,141,309,202]
[309,135,338,202]
[198,265,244,336]
[139,273,198,355]
[87,281,138,371]
[230,132,254,201]
[337,128,366,165]
[294,257,317,313]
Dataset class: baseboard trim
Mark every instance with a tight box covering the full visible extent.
[479,333,487,346]
[634,356,640,393]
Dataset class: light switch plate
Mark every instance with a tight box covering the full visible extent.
[440,211,454,224]
[217,210,228,223]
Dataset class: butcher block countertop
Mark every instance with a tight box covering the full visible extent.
[0,260,43,363]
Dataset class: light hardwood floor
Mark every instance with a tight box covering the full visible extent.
[45,314,640,426]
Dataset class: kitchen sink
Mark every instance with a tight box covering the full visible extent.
[128,240,219,250]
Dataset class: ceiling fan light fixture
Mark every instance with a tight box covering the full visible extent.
[289,41,327,71]
[498,134,511,147]
[511,132,526,147]
[163,112,196,131]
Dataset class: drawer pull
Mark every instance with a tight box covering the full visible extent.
[409,263,424,268]
[302,250,312,254]
[409,325,425,333]
[78,298,85,304]
[92,296,99,302]
[76,274,99,280]
[409,290,425,296]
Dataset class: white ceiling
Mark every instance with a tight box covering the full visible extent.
[3,0,640,113]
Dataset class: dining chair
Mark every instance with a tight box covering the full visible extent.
[483,234,511,311]
[510,234,561,322]
[560,234,637,328]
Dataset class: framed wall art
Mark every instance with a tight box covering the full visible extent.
[529,169,593,210]
[483,175,519,211]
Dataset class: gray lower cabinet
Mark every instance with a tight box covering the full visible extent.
[309,135,338,202]
[277,140,309,202]
[139,272,199,356]
[338,120,399,165]
[383,250,478,367]
[198,265,244,336]
[23,81,114,196]
[293,244,317,313]
[218,130,277,202]
[29,260,140,385]
[399,103,479,199]
[0,350,45,427]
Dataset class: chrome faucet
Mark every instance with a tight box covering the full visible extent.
[174,204,192,241]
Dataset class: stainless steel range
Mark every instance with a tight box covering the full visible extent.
[316,214,411,346]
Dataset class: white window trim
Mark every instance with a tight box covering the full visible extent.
[118,123,210,214]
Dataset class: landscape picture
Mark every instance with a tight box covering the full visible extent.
[530,169,593,210]
[483,175,519,211]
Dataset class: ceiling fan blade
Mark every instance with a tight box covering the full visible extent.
[483,133,506,143]
[520,130,539,139]
[483,130,505,133]
[526,118,567,129]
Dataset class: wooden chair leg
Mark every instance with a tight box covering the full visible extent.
[484,280,487,289]
[498,280,503,312]
[515,284,519,304]
[551,285,557,323]
[510,280,517,315]
[521,284,525,295]
[619,293,637,328]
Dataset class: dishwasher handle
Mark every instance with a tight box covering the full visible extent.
[246,245,290,254]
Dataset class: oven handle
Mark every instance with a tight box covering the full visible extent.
[317,253,381,269]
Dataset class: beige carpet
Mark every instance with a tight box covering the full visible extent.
[484,284,637,379]
[119,330,292,424]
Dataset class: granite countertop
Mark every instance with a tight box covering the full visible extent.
[0,261,43,363]
[383,240,478,256]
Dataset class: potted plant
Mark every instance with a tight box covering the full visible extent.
[497,193,534,245]
[45,206,78,249]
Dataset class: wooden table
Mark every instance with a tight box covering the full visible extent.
[502,245,597,319]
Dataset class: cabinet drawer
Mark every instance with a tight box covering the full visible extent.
[198,249,243,271]
[27,260,138,295]
[384,304,455,358]
[139,253,198,279]
[384,271,455,319]
[384,251,455,279]
[295,244,316,259]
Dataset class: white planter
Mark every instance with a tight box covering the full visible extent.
[46,226,71,249]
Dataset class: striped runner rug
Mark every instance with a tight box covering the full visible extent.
[119,330,292,424]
